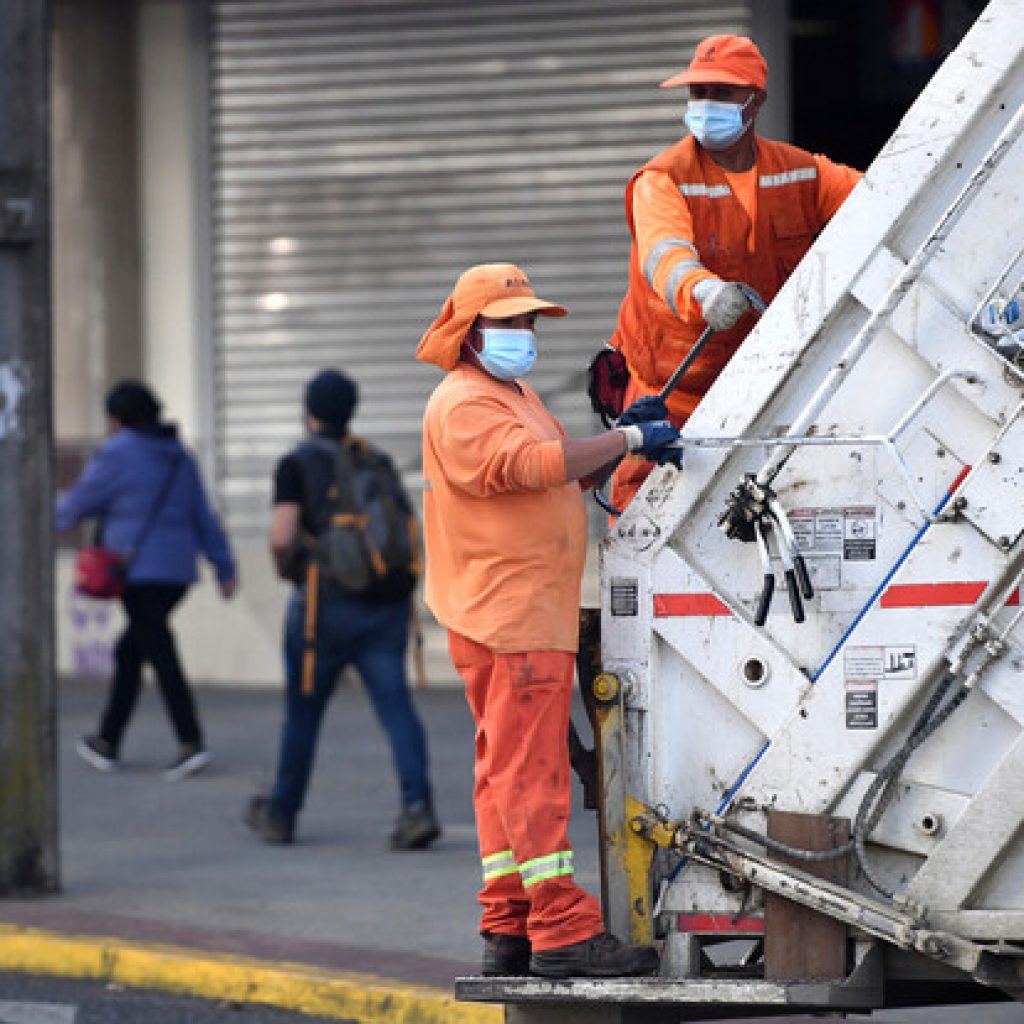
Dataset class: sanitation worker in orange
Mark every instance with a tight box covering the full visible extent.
[607,34,861,511]
[417,263,674,978]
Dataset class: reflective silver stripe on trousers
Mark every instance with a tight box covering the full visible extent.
[643,237,697,288]
[519,850,574,888]
[482,850,518,881]
[664,258,703,314]
[759,167,817,187]
[678,183,732,198]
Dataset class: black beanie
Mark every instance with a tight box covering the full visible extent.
[105,380,161,428]
[304,369,358,435]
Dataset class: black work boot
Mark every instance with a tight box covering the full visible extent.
[530,932,660,978]
[244,794,295,845]
[481,933,531,976]
[389,802,441,850]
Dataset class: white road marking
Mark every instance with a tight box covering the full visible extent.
[0,1001,76,1024]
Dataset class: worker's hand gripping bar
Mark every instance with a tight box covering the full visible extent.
[593,324,716,518]
[595,284,766,519]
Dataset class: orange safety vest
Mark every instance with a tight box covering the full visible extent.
[611,135,858,423]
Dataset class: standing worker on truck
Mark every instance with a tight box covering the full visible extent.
[417,263,674,978]
[606,34,861,511]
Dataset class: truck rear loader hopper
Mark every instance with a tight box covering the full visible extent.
[459,1,1024,1019]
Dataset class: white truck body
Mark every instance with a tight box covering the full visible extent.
[460,1,1024,1018]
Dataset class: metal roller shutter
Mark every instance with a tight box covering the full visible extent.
[207,0,753,533]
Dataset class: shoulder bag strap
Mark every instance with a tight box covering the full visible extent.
[123,451,184,567]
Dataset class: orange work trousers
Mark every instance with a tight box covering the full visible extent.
[448,631,605,952]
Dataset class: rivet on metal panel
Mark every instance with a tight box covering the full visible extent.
[936,447,946,458]
[988,451,1002,464]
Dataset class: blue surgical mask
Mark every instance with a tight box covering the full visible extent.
[478,328,537,380]
[684,96,754,151]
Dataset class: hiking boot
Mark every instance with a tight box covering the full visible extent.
[482,932,531,976]
[75,735,118,773]
[389,802,441,850]
[163,745,212,781]
[244,795,295,845]
[530,932,660,978]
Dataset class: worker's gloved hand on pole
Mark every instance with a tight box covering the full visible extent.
[693,278,754,331]
[618,421,682,468]
[617,395,668,426]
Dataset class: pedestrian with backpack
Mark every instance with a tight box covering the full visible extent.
[245,368,440,850]
[56,380,238,780]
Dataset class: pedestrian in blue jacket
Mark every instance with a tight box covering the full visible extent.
[56,380,238,780]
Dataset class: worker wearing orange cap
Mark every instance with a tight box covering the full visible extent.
[607,34,862,510]
[417,263,669,978]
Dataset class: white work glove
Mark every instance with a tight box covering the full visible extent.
[693,279,753,332]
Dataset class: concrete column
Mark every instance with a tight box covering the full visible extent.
[137,0,203,449]
[51,0,141,445]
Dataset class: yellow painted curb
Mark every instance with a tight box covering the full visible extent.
[0,923,502,1024]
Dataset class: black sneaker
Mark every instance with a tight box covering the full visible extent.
[163,745,212,782]
[530,932,660,978]
[75,735,118,773]
[389,802,441,850]
[482,932,531,976]
[244,795,295,845]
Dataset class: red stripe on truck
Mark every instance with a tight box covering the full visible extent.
[677,913,764,933]
[881,582,1020,607]
[654,593,732,617]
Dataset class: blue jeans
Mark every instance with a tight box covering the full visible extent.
[270,591,432,820]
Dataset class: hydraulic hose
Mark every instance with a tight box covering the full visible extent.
[714,672,969,889]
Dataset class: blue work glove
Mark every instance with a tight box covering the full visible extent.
[618,394,668,427]
[619,421,682,465]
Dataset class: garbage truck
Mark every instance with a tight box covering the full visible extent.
[458,1,1024,1019]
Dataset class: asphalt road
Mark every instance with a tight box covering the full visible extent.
[0,971,347,1023]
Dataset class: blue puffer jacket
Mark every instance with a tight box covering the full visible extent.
[56,425,236,587]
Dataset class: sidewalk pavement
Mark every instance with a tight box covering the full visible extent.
[0,675,602,1023]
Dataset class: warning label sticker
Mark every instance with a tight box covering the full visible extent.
[845,683,879,729]
[790,506,877,562]
[843,645,916,729]
[610,578,639,617]
[845,645,917,681]
[843,511,876,561]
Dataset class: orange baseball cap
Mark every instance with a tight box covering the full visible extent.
[660,34,767,91]
[416,263,567,370]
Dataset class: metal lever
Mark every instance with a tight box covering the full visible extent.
[754,520,775,627]
[768,497,814,601]
[773,520,805,624]
[592,327,716,518]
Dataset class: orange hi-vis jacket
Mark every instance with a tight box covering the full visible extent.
[421,363,587,654]
[611,134,861,422]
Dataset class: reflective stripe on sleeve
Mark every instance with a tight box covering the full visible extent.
[519,851,574,888]
[643,237,697,287]
[678,183,732,198]
[664,258,703,314]
[482,850,519,882]
[759,167,817,188]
